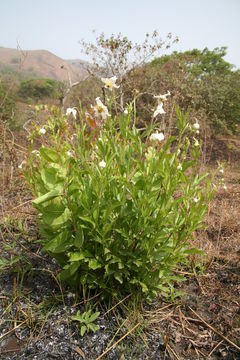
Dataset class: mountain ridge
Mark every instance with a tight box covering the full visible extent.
[0,47,88,82]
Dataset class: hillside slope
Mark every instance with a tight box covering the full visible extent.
[0,47,88,82]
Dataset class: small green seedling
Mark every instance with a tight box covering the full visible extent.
[71,309,100,336]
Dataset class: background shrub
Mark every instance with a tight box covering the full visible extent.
[18,78,65,102]
[0,79,18,128]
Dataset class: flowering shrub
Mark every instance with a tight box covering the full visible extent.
[24,90,212,300]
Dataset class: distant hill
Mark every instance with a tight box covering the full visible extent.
[0,47,88,82]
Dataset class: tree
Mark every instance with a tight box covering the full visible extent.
[151,48,240,133]
[79,31,178,109]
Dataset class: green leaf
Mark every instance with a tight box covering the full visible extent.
[78,216,95,228]
[133,260,142,267]
[71,310,82,321]
[118,262,124,269]
[45,208,71,228]
[88,323,99,332]
[33,189,61,205]
[40,167,63,191]
[59,262,80,281]
[88,259,102,270]
[134,178,145,190]
[74,228,84,248]
[40,147,60,163]
[80,325,87,337]
[184,248,204,255]
[114,273,123,284]
[139,282,148,293]
[0,258,9,268]
[89,311,100,322]
[69,252,85,262]
[43,230,71,253]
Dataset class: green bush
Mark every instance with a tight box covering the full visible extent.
[0,80,18,128]
[18,78,64,101]
[150,48,240,134]
[24,95,212,300]
[10,57,20,65]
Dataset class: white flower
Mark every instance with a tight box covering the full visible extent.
[67,292,75,299]
[99,160,106,168]
[177,163,182,170]
[150,132,164,142]
[92,98,110,120]
[66,108,77,119]
[153,103,165,117]
[193,197,200,203]
[123,108,128,115]
[223,184,227,190]
[154,90,171,103]
[39,128,46,135]
[31,150,40,157]
[18,160,27,169]
[193,138,199,147]
[219,168,224,174]
[193,120,200,131]
[101,76,119,91]
[66,150,73,157]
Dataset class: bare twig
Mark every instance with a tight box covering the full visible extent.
[96,323,140,360]
[0,320,27,341]
[208,340,224,358]
[166,343,181,360]
[189,307,240,352]
[103,294,132,317]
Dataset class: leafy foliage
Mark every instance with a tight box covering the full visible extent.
[24,96,212,301]
[0,79,18,128]
[18,78,65,101]
[152,47,233,76]
[150,48,240,133]
[71,309,100,336]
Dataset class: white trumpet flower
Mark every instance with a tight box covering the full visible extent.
[101,76,119,91]
[154,90,171,103]
[99,160,106,168]
[92,98,110,120]
[193,119,200,131]
[66,108,77,119]
[150,132,165,142]
[39,128,46,135]
[153,103,165,117]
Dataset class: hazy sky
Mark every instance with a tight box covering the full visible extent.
[0,0,239,67]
